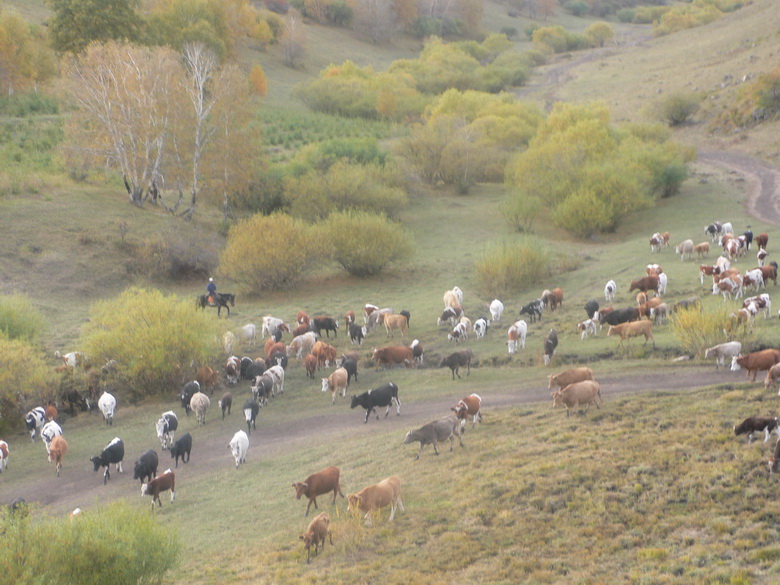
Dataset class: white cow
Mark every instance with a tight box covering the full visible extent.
[190,392,210,426]
[264,365,285,396]
[676,239,694,261]
[657,272,668,296]
[261,315,288,339]
[239,323,257,347]
[704,341,742,370]
[489,299,504,322]
[98,392,116,426]
[604,280,617,302]
[228,430,249,468]
[507,320,528,354]
[41,420,63,461]
[223,331,237,356]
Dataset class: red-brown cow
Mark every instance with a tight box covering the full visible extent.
[195,367,219,393]
[629,276,659,295]
[372,346,413,369]
[730,348,780,381]
[292,466,344,516]
[451,393,483,430]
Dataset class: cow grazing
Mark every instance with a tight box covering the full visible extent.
[452,394,482,430]
[629,276,660,295]
[156,411,178,450]
[552,380,603,417]
[170,433,192,468]
[604,280,617,302]
[180,381,200,416]
[410,339,424,365]
[219,392,233,420]
[448,321,468,343]
[404,415,463,460]
[704,342,743,370]
[189,392,210,426]
[322,368,349,404]
[584,300,600,320]
[49,435,67,477]
[440,349,473,380]
[548,367,595,390]
[437,306,463,327]
[225,356,241,385]
[731,349,780,381]
[98,392,116,425]
[195,366,219,393]
[41,421,63,461]
[25,407,46,442]
[312,316,339,338]
[0,440,8,472]
[347,476,404,527]
[304,354,318,379]
[133,449,159,484]
[577,319,597,340]
[141,469,175,510]
[300,512,332,563]
[519,299,543,323]
[542,287,564,311]
[261,315,289,339]
[384,313,409,338]
[543,329,558,366]
[372,346,413,369]
[350,383,401,423]
[489,299,504,322]
[292,466,345,517]
[473,317,489,339]
[349,323,367,345]
[507,320,528,355]
[243,400,260,434]
[607,320,655,349]
[734,416,779,443]
[228,430,249,468]
[91,437,124,484]
[756,232,769,250]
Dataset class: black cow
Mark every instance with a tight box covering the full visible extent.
[219,392,232,420]
[269,351,288,369]
[133,449,159,484]
[312,317,339,338]
[440,350,473,380]
[400,310,411,327]
[341,359,358,385]
[243,400,260,435]
[543,329,558,366]
[602,307,640,326]
[584,300,600,320]
[350,383,401,424]
[519,299,543,323]
[251,375,273,406]
[156,410,178,450]
[180,381,200,416]
[64,389,90,415]
[244,359,266,381]
[240,357,254,380]
[25,407,46,442]
[743,229,753,250]
[170,433,192,468]
[90,437,125,485]
[349,323,366,345]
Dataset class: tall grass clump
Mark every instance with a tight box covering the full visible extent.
[671,304,753,358]
[0,294,45,343]
[0,501,179,585]
[319,210,413,277]
[80,287,221,399]
[0,338,56,432]
[474,236,551,298]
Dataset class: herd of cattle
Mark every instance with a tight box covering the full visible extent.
[10,218,780,561]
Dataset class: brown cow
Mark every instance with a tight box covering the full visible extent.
[730,349,780,381]
[756,233,769,250]
[607,320,655,349]
[304,354,317,379]
[552,380,602,417]
[384,313,409,337]
[300,512,333,563]
[451,393,482,430]
[629,276,659,295]
[292,466,345,516]
[372,346,413,369]
[759,264,777,286]
[195,366,219,393]
[547,367,594,390]
[141,469,176,510]
[312,341,337,369]
[49,435,68,477]
[542,288,564,311]
[347,476,404,526]
[321,368,348,404]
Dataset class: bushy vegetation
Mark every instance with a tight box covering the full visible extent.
[653,0,738,36]
[532,25,588,54]
[504,102,689,237]
[79,288,221,400]
[138,224,221,280]
[671,304,753,357]
[0,338,56,431]
[0,295,45,343]
[474,236,553,298]
[219,213,321,291]
[319,210,413,277]
[0,501,179,585]
[658,92,701,127]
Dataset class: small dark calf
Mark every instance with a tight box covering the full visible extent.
[133,449,158,484]
[219,392,233,420]
[734,416,780,443]
[243,400,260,435]
[170,433,192,468]
[440,349,473,380]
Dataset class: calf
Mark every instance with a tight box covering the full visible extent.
[322,368,349,405]
[292,466,345,516]
[451,393,482,430]
[265,364,286,396]
[507,320,528,355]
[756,232,769,250]
[350,383,401,423]
[300,512,333,563]
[448,321,468,343]
[577,319,597,340]
[439,349,473,380]
[552,380,603,417]
[304,354,318,379]
[225,356,241,385]
[251,375,274,406]
[410,339,424,365]
[180,381,200,416]
[90,437,125,484]
[243,400,260,435]
[542,287,564,311]
[41,421,63,461]
[543,329,558,366]
[349,323,367,345]
[604,280,616,302]
[404,415,463,459]
[733,416,779,443]
[341,358,358,385]
[49,435,68,477]
[170,433,192,468]
[347,476,404,526]
[607,320,655,349]
[133,449,159,484]
[765,363,780,392]
[584,299,600,320]
[228,430,249,468]
[437,306,463,327]
[694,241,710,258]
[141,469,175,510]
[219,392,233,420]
[704,342,743,370]
[156,411,178,450]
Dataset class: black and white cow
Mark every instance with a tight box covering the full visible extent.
[41,421,63,461]
[473,318,489,339]
[584,299,600,320]
[350,383,401,424]
[312,317,339,338]
[170,433,192,468]
[251,375,273,406]
[90,437,125,485]
[133,449,159,484]
[25,407,46,442]
[349,323,366,345]
[240,357,255,380]
[156,411,178,450]
[519,299,544,323]
[243,400,260,435]
[341,359,358,386]
[180,381,200,416]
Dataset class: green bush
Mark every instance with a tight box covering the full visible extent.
[616,8,635,22]
[500,194,542,233]
[0,501,179,585]
[474,237,551,298]
[0,338,56,432]
[80,288,221,400]
[319,210,413,277]
[219,213,321,291]
[658,92,700,126]
[671,304,753,358]
[0,295,45,343]
[564,0,590,16]
[0,93,59,117]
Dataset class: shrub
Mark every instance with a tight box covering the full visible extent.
[474,237,551,298]
[80,287,221,400]
[564,1,590,16]
[671,304,753,358]
[219,213,321,291]
[584,22,614,48]
[500,27,517,39]
[319,210,413,277]
[139,224,221,280]
[500,194,542,233]
[616,8,635,22]
[0,501,179,585]
[658,92,700,126]
[0,338,56,432]
[656,162,689,198]
[0,295,45,343]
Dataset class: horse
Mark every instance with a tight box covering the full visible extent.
[196,293,235,317]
